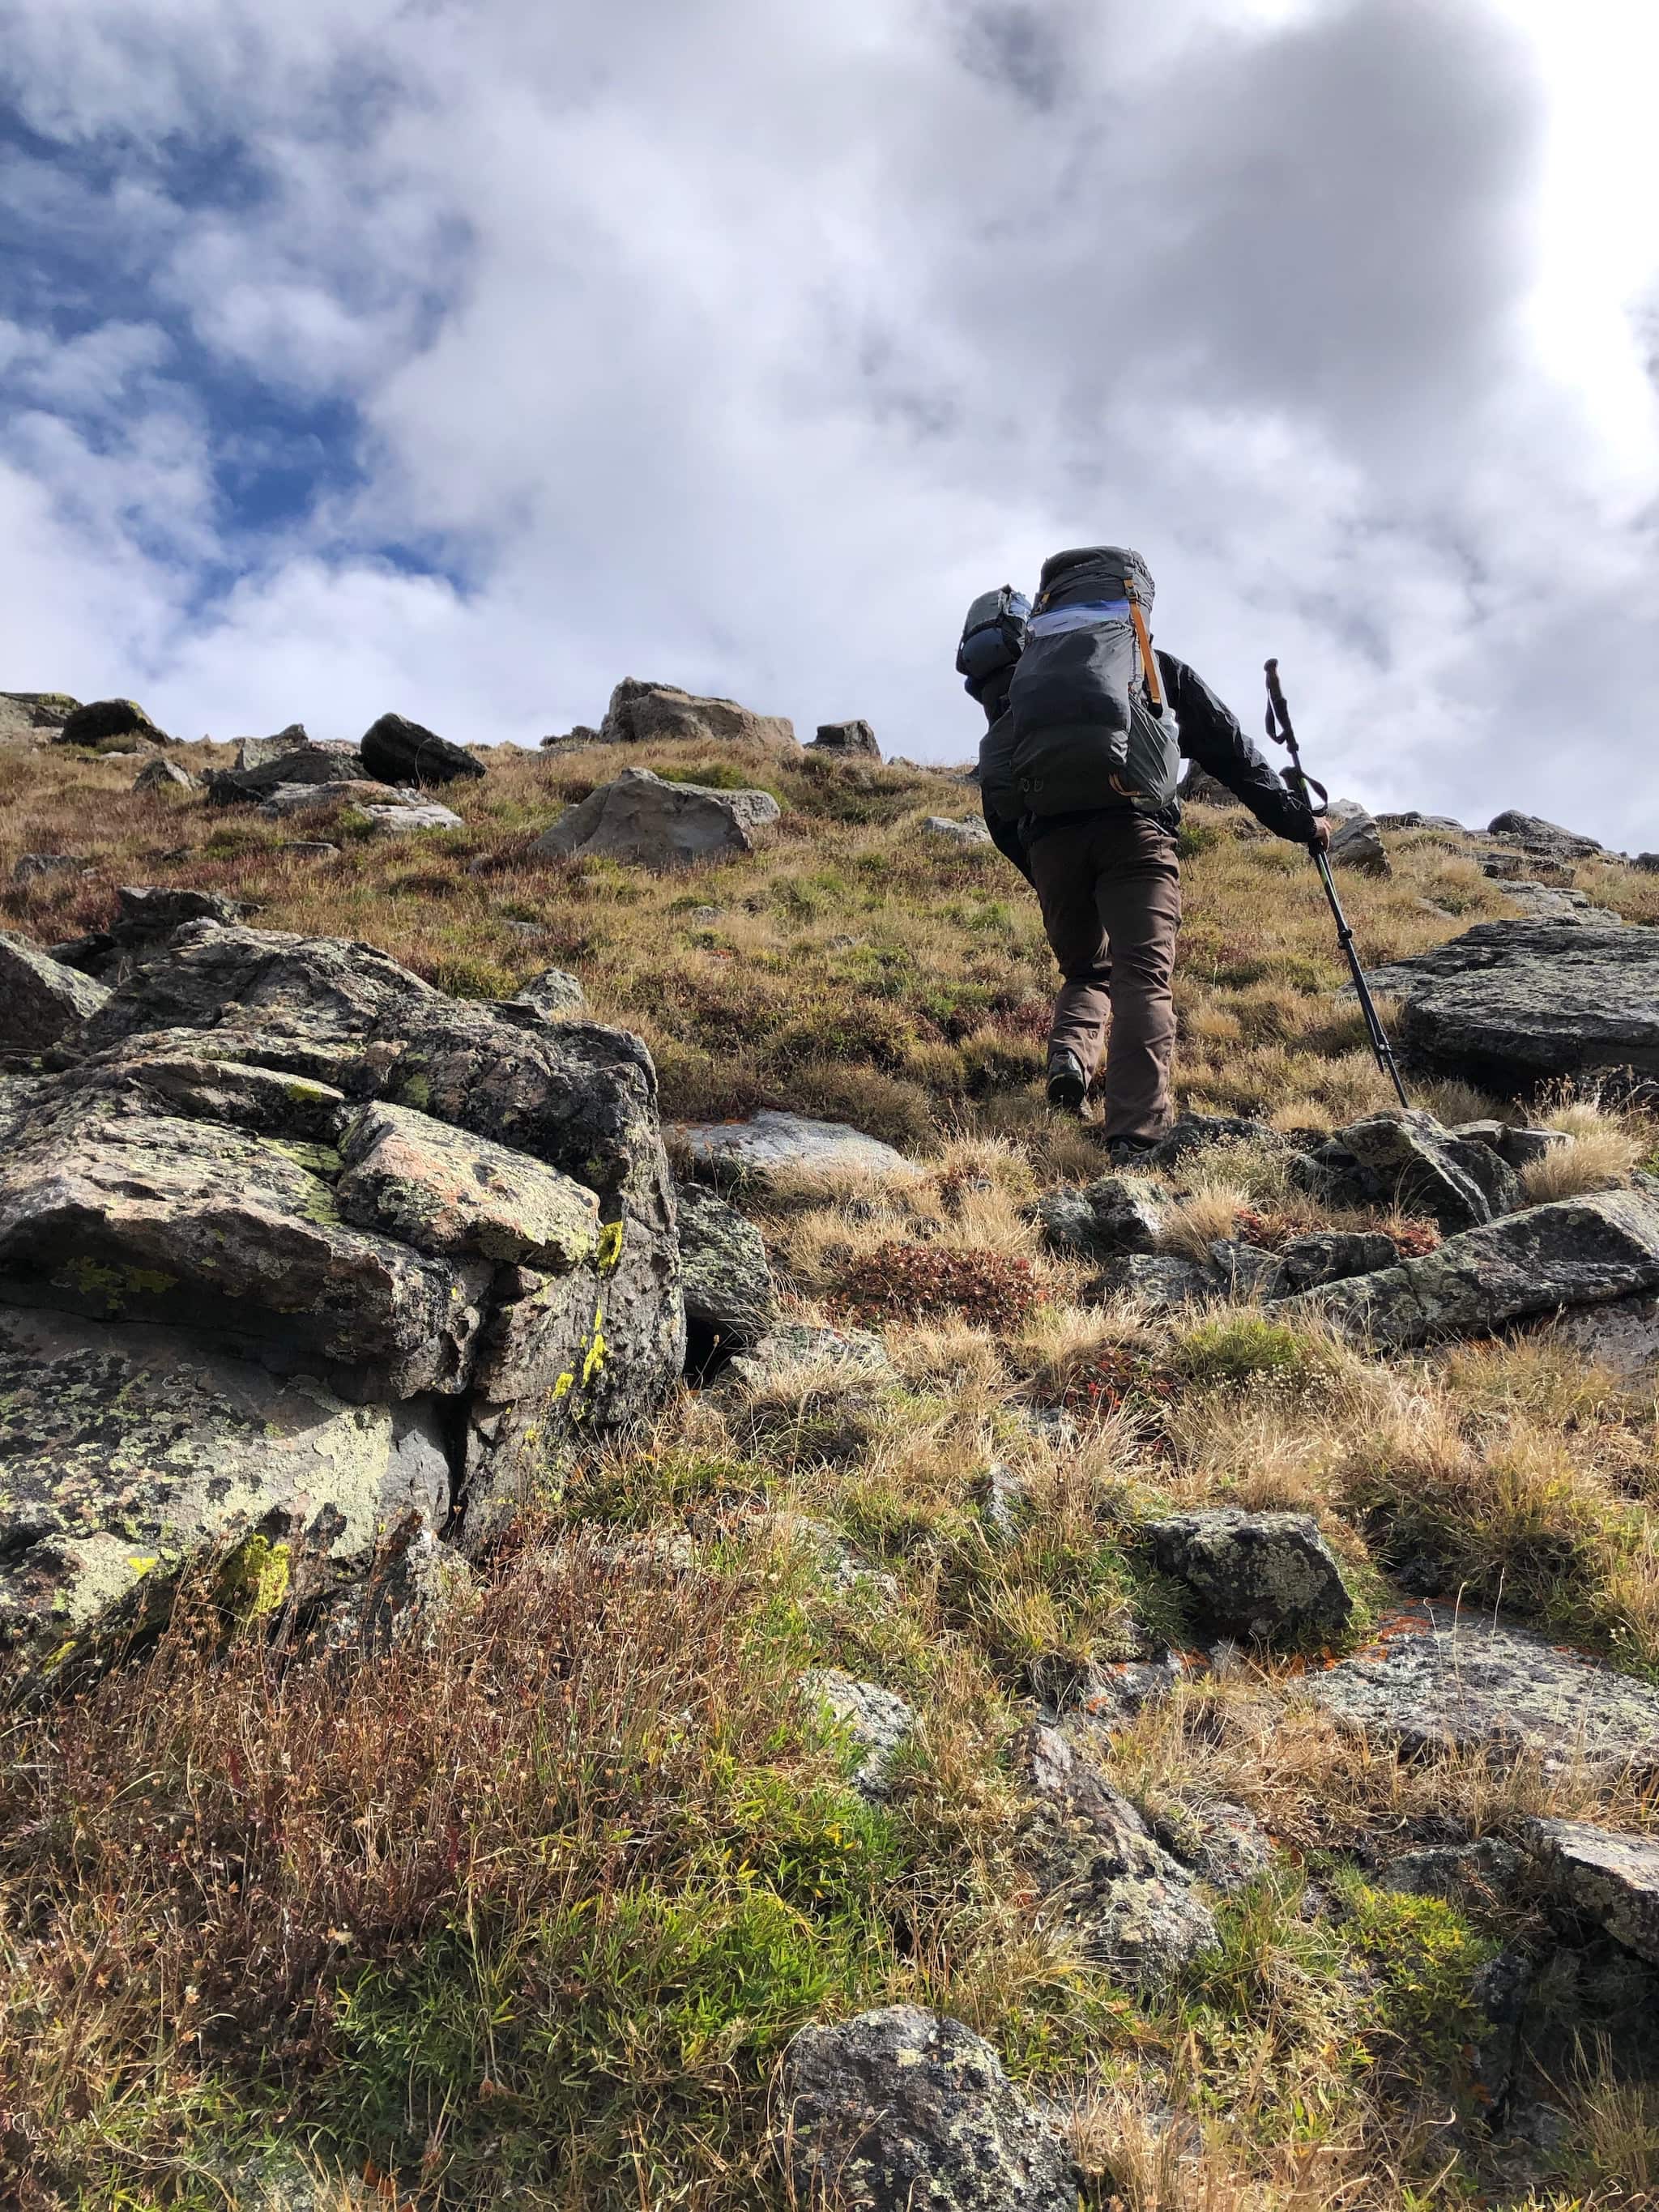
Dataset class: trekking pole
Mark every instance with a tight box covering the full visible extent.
[1263,658,1410,1109]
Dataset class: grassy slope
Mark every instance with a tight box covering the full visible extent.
[4,736,1659,2210]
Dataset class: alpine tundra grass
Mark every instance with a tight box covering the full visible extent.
[4,736,1659,2210]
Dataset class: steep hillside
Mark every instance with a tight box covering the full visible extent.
[4,710,1659,2211]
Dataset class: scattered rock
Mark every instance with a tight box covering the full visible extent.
[285,842,339,860]
[719,1323,894,1394]
[1501,1125,1571,1170]
[1524,1818,1659,1964]
[599,677,795,752]
[1374,1837,1525,1903]
[676,1182,778,1362]
[1303,1605,1659,1776]
[233,726,313,770]
[979,1461,1033,1545]
[1144,1110,1280,1168]
[58,698,173,750]
[1274,1229,1400,1293]
[540,723,601,748]
[1361,922,1659,1092]
[1327,1107,1520,1230]
[1326,799,1388,873]
[500,970,587,1024]
[1378,811,1467,834]
[1487,809,1604,862]
[1151,1796,1275,1892]
[359,713,485,786]
[800,1669,915,1797]
[0,931,111,1050]
[810,718,881,759]
[779,2005,1077,2212]
[535,766,780,869]
[1036,1173,1165,1263]
[676,1108,917,1189]
[1146,1509,1353,1644]
[920,814,993,845]
[134,756,196,793]
[1503,880,1623,926]
[254,779,402,819]
[1209,1238,1284,1298]
[1552,1293,1659,1379]
[362,801,463,833]
[209,749,369,806]
[1279,1187,1659,1349]
[12,853,82,884]
[1014,1721,1218,1987]
[1095,1252,1217,1312]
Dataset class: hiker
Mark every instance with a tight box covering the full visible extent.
[963,547,1326,1159]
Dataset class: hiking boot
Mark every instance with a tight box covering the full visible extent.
[1046,1049,1088,1114]
[1105,1134,1159,1168]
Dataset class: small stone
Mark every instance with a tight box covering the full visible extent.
[1209,1239,1285,1298]
[502,969,586,1022]
[979,1461,1032,1545]
[1144,1110,1280,1167]
[1553,1293,1659,1379]
[1146,1508,1353,1643]
[12,853,82,884]
[676,1181,778,1360]
[1274,1230,1399,1293]
[1152,1796,1274,1892]
[1094,1252,1217,1312]
[283,842,339,859]
[799,1668,915,1797]
[719,1323,894,1395]
[920,814,992,845]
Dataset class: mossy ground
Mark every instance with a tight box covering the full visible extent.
[3,737,1659,2208]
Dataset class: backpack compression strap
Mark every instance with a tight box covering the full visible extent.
[1124,575,1164,718]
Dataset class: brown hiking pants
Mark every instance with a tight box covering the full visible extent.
[1027,811,1182,1141]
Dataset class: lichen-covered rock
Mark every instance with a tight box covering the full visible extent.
[360,712,485,786]
[534,766,780,869]
[1273,1229,1400,1293]
[1094,1251,1217,1312]
[134,755,195,793]
[1146,1509,1353,1644]
[1375,1837,1525,1904]
[0,931,110,1050]
[338,1101,600,1269]
[599,676,795,751]
[1280,1187,1659,1349]
[1329,1108,1519,1230]
[676,1108,917,1188]
[1037,1173,1164,1262]
[1553,1293,1659,1378]
[0,1304,450,1669]
[58,697,172,750]
[1303,1605,1659,1776]
[779,2005,1077,2212]
[1151,1796,1274,1892]
[1361,921,1659,1092]
[1013,1722,1218,1987]
[800,1669,915,1798]
[1523,1818,1659,1964]
[676,1181,778,1358]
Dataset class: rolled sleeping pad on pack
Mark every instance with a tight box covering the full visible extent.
[1009,544,1179,817]
[957,585,1030,724]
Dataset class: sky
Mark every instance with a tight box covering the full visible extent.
[2,0,1657,843]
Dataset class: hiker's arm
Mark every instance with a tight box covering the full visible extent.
[1158,652,1320,844]
[976,710,1034,883]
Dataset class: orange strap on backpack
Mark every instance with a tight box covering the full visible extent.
[1124,575,1164,718]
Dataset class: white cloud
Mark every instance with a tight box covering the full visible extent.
[1,0,1656,841]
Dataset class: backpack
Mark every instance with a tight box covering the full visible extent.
[956,585,1030,710]
[1008,544,1180,817]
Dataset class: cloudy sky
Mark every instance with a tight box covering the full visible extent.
[3,0,1657,841]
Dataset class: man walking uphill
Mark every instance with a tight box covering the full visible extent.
[975,545,1326,1159]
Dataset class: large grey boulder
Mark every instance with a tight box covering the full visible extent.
[208,748,369,805]
[676,1108,917,1188]
[1014,1722,1218,1987]
[1303,1605,1659,1777]
[1037,1174,1165,1263]
[599,676,795,751]
[1486,809,1604,862]
[1146,1509,1353,1644]
[1362,922,1659,1092]
[0,1303,449,1670]
[535,767,779,869]
[1524,1819,1659,1964]
[233,725,313,770]
[58,697,173,750]
[0,931,111,1050]
[676,1181,778,1357]
[799,1668,915,1798]
[0,690,78,744]
[810,718,881,759]
[360,713,484,786]
[779,2005,1077,2212]
[1279,1187,1659,1349]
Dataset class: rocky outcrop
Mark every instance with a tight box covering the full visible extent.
[360,713,484,787]
[676,1182,778,1361]
[1524,1818,1659,1964]
[1014,1722,1218,1987]
[0,932,111,1050]
[1304,1605,1659,1777]
[676,1109,916,1188]
[1305,1108,1520,1231]
[810,718,881,759]
[0,921,684,1666]
[799,1669,915,1797]
[58,697,173,750]
[1279,1187,1659,1349]
[779,2005,1077,2212]
[1362,922,1659,1091]
[0,691,78,744]
[134,756,196,793]
[1486,809,1604,863]
[1146,1509,1353,1644]
[46,886,250,982]
[599,677,795,751]
[534,767,780,869]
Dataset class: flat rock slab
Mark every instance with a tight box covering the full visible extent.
[1363,921,1659,1091]
[1303,1605,1659,1776]
[0,1303,448,1665]
[0,931,110,1051]
[363,801,463,833]
[779,2005,1077,2212]
[921,814,992,845]
[676,1108,918,1187]
[1524,1818,1659,1964]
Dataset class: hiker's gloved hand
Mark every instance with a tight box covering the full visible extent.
[1308,819,1331,854]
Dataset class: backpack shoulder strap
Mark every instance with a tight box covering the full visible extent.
[1123,574,1164,718]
